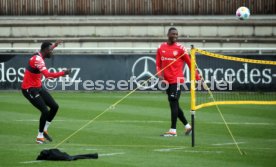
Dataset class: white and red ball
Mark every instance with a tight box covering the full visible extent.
[236,7,250,20]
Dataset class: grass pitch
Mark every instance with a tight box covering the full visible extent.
[0,91,275,167]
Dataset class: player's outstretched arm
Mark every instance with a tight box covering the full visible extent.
[41,69,66,78]
[42,68,70,78]
[54,40,63,46]
[51,40,63,49]
[63,68,71,75]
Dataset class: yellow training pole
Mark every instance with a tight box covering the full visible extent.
[190,45,196,147]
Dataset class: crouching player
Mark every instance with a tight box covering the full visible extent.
[21,40,70,144]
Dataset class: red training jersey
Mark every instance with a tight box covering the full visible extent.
[156,42,200,84]
[21,52,65,89]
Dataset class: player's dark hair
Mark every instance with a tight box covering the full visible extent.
[41,41,52,51]
[168,27,177,33]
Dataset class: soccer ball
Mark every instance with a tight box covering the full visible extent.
[236,6,250,20]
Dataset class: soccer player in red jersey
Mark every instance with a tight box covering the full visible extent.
[156,27,201,137]
[21,41,70,144]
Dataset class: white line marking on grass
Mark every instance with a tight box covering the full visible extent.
[85,148,99,151]
[76,120,274,126]
[154,148,223,154]
[14,120,274,126]
[182,150,223,154]
[211,122,274,125]
[15,119,66,122]
[154,147,186,152]
[14,119,167,123]
[99,152,125,157]
[102,120,166,123]
[20,160,44,164]
[212,142,246,146]
[7,143,275,151]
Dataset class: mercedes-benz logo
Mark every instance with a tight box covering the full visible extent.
[131,56,159,89]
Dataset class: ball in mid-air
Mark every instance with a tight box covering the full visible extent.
[236,6,250,20]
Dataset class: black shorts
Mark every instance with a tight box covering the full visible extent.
[22,87,57,112]
[166,83,181,101]
[22,87,42,101]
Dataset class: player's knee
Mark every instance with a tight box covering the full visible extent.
[41,110,49,118]
[51,103,59,112]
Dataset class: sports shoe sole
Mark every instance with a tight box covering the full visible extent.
[160,133,177,137]
[36,139,45,144]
